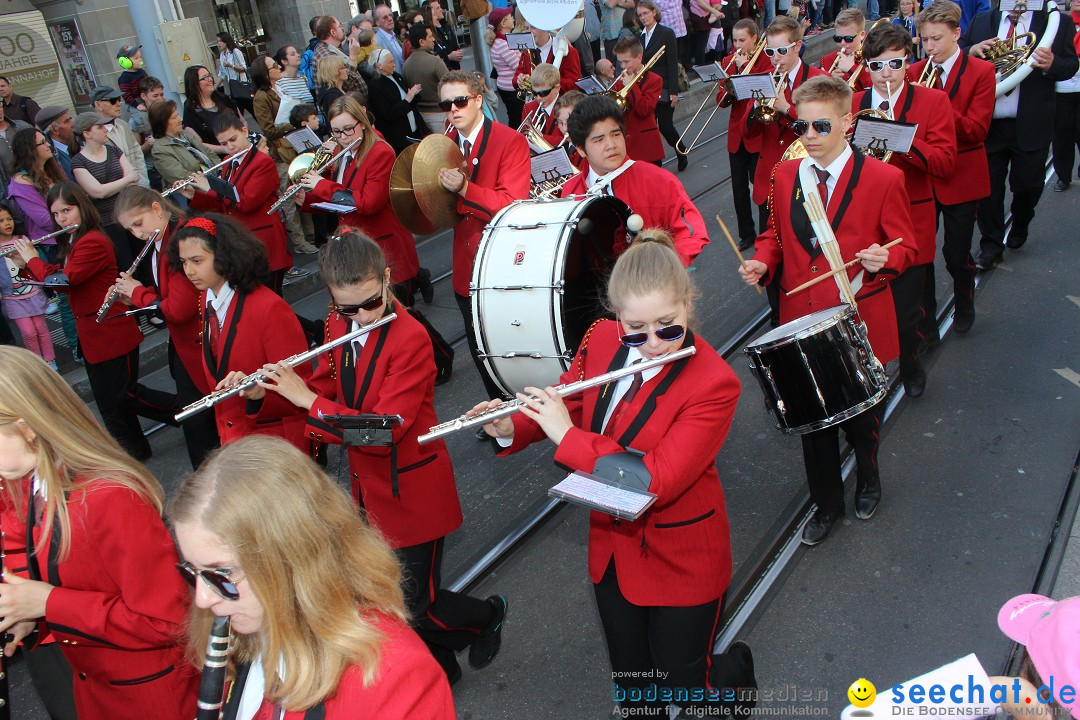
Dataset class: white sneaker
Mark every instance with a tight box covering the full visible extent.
[46,299,59,315]
[294,241,319,254]
[47,360,58,371]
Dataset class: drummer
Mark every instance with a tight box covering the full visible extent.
[739,76,917,546]
[559,95,709,266]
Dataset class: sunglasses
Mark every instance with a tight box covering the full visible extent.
[792,118,834,136]
[534,87,554,98]
[620,325,685,347]
[439,95,474,111]
[866,58,906,71]
[833,34,859,43]
[177,561,241,601]
[333,286,384,316]
[330,123,359,138]
[764,42,797,57]
[106,97,122,105]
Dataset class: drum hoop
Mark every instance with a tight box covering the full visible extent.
[778,388,887,435]
[745,304,858,353]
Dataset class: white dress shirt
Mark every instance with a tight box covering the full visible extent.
[806,143,853,211]
[993,10,1033,118]
[206,281,235,329]
[869,81,904,117]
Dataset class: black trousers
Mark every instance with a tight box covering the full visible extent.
[936,199,977,315]
[455,292,510,400]
[758,202,781,327]
[890,264,929,381]
[595,559,723,714]
[655,99,682,152]
[398,537,496,678]
[729,146,759,242]
[800,403,884,516]
[498,88,525,129]
[23,641,78,720]
[918,261,941,343]
[0,305,14,345]
[103,222,134,270]
[1052,91,1080,185]
[978,118,1050,258]
[85,346,180,461]
[171,340,219,469]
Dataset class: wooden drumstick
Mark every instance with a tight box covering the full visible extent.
[785,238,905,297]
[716,214,762,295]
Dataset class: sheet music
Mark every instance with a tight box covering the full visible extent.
[1000,0,1044,11]
[506,32,537,50]
[852,117,918,155]
[312,202,356,214]
[530,146,577,185]
[693,63,728,83]
[285,127,322,154]
[549,472,657,520]
[274,93,301,126]
[575,76,609,95]
[730,72,778,101]
[206,175,239,203]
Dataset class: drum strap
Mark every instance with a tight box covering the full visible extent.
[585,159,636,197]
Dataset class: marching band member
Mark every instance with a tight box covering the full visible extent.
[169,213,309,450]
[11,182,179,461]
[854,24,956,399]
[553,90,585,166]
[186,114,293,295]
[472,233,743,715]
[437,70,531,401]
[114,186,221,469]
[520,63,564,147]
[560,95,710,265]
[722,19,773,251]
[0,345,197,719]
[249,232,506,684]
[909,0,996,334]
[169,435,456,719]
[611,36,666,165]
[820,8,873,90]
[516,22,581,94]
[298,95,421,304]
[740,76,918,545]
[962,0,1079,268]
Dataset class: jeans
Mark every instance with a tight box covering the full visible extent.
[866,0,881,18]
[763,0,777,27]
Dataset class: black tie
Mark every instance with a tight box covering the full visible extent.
[462,139,472,160]
[878,99,890,113]
[814,166,830,208]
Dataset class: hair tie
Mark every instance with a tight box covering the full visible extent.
[183,217,217,236]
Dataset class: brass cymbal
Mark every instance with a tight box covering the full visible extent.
[390,144,437,236]
[412,134,466,230]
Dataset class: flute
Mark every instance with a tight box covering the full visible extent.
[162,143,255,198]
[418,346,697,444]
[195,616,231,720]
[96,228,160,323]
[0,225,78,259]
[175,313,397,422]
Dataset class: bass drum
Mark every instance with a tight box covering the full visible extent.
[472,196,632,396]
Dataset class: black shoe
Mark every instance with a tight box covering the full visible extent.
[953,307,975,334]
[468,595,507,670]
[855,477,881,520]
[709,641,758,713]
[446,662,463,686]
[1005,232,1027,250]
[417,266,435,304]
[904,368,926,398]
[435,364,452,386]
[975,251,1001,271]
[802,507,843,546]
[737,236,755,252]
[676,143,689,172]
[918,334,940,356]
[475,426,491,441]
[1054,179,1069,192]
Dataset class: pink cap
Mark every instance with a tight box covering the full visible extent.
[997,594,1080,719]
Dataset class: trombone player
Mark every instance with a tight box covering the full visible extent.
[612,36,666,165]
[962,0,1078,269]
[819,9,873,90]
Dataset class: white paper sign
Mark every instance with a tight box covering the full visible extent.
[549,471,657,520]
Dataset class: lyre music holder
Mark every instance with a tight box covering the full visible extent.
[319,414,403,447]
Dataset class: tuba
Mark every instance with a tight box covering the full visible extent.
[518,116,555,154]
[987,0,1060,96]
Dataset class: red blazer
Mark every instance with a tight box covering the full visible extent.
[0,479,198,720]
[853,82,956,265]
[200,285,310,450]
[561,160,709,265]
[746,61,827,205]
[753,152,918,363]
[233,613,454,720]
[819,50,873,90]
[23,230,143,364]
[192,149,292,273]
[301,141,420,285]
[517,44,582,94]
[520,99,563,147]
[304,308,463,549]
[611,70,665,163]
[722,51,774,154]
[499,321,740,606]
[129,221,210,394]
[908,53,995,205]
[448,118,531,296]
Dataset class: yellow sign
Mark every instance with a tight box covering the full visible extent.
[183,52,190,61]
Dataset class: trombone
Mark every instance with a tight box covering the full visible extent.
[749,71,785,125]
[606,45,666,112]
[679,37,767,153]
[267,135,364,215]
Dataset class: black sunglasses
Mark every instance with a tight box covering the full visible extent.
[534,87,554,98]
[792,118,834,136]
[833,34,858,43]
[866,58,906,72]
[438,95,474,111]
[620,325,685,347]
[333,286,384,316]
[177,561,241,601]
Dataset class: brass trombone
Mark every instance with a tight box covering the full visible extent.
[749,71,786,125]
[678,37,768,153]
[918,62,940,87]
[606,45,666,112]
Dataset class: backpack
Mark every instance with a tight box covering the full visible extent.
[299,48,316,87]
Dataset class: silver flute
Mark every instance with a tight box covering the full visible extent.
[175,313,397,422]
[95,228,160,323]
[162,143,255,198]
[418,346,697,444]
[0,225,78,259]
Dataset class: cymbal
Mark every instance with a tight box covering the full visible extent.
[390,144,437,236]
[412,134,465,230]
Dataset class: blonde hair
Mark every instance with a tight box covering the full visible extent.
[167,436,406,710]
[327,95,379,165]
[531,63,560,89]
[606,231,695,312]
[315,55,346,89]
[917,0,961,29]
[834,8,866,29]
[792,75,853,115]
[0,346,163,560]
[767,15,804,44]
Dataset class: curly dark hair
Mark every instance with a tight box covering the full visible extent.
[169,212,269,293]
[45,182,103,262]
[11,128,67,196]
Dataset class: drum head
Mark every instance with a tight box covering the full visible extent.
[749,305,854,348]
[518,0,583,32]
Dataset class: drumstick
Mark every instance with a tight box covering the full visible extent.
[785,238,905,297]
[716,214,762,295]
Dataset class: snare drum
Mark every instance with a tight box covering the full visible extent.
[744,304,887,435]
[471,196,632,396]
